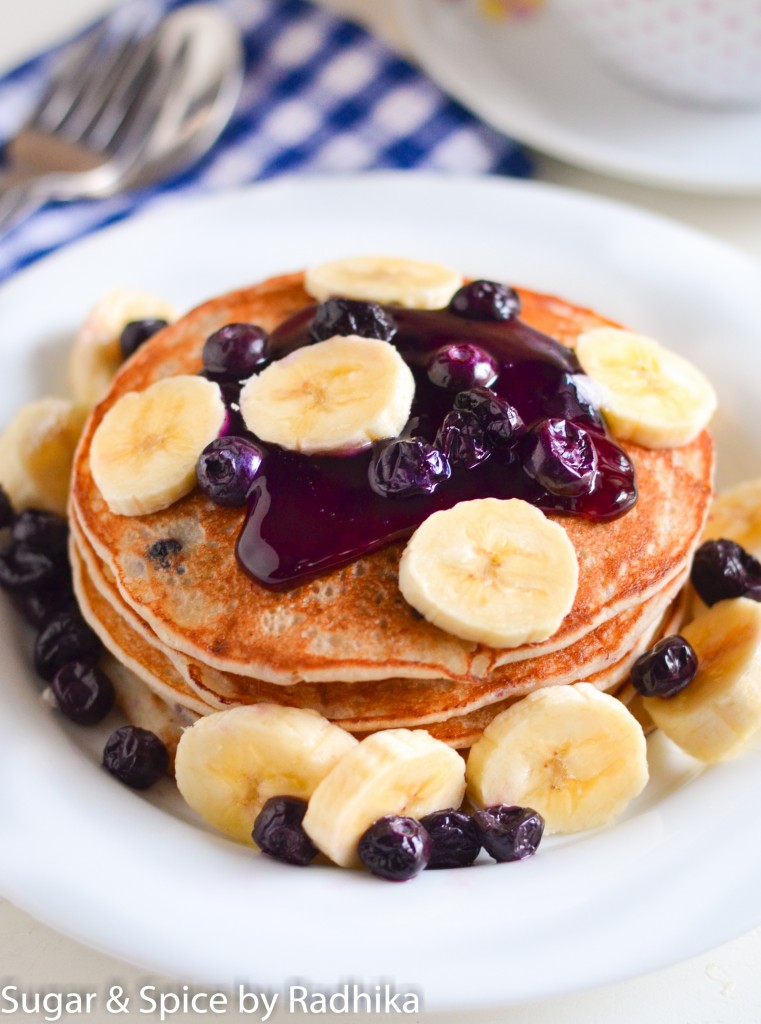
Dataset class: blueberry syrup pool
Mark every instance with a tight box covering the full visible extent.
[231,300,637,589]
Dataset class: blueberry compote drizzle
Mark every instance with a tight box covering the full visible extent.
[237,304,637,588]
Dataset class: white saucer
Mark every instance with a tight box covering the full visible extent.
[396,0,761,194]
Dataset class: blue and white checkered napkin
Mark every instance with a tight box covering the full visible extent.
[0,0,531,283]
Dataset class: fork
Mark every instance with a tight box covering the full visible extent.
[0,19,181,235]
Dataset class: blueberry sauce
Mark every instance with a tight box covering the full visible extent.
[236,303,637,589]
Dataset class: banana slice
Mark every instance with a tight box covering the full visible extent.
[90,375,225,516]
[398,497,578,648]
[175,705,358,845]
[303,729,466,868]
[575,327,717,449]
[466,683,649,834]
[0,398,87,516]
[643,598,761,762]
[239,335,414,454]
[70,288,177,409]
[304,256,462,310]
[702,478,761,560]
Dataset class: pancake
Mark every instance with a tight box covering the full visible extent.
[70,274,714,686]
[71,508,687,732]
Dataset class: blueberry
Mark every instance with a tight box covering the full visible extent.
[419,809,481,869]
[0,544,62,593]
[631,635,698,699]
[102,725,168,789]
[690,539,761,607]
[202,323,269,381]
[473,805,544,862]
[368,437,450,498]
[0,485,14,530]
[252,796,318,866]
[196,436,263,507]
[449,280,520,321]
[311,299,397,343]
[454,387,524,449]
[435,410,491,469]
[427,344,498,392]
[147,538,183,572]
[34,609,102,681]
[119,319,168,359]
[51,661,115,725]
[358,815,431,881]
[12,582,77,628]
[523,418,598,497]
[11,509,68,560]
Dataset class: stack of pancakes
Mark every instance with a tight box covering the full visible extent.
[69,274,714,750]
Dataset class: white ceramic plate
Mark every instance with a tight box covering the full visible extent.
[2,173,761,1009]
[396,0,761,195]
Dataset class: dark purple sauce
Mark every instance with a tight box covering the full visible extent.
[235,305,637,589]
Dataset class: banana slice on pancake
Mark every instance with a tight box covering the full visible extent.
[576,327,717,449]
[643,598,761,762]
[466,684,649,834]
[0,397,86,515]
[303,729,466,867]
[69,288,177,409]
[398,497,579,648]
[304,255,462,309]
[175,705,358,845]
[239,335,414,454]
[702,478,761,560]
[90,375,225,516]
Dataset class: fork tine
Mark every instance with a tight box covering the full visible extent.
[77,35,160,153]
[53,30,148,142]
[29,23,112,134]
[102,57,178,162]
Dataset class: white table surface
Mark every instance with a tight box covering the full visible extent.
[3,2,761,1021]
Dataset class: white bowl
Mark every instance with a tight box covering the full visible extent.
[553,0,761,108]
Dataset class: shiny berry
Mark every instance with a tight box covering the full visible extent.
[311,299,397,343]
[523,418,598,497]
[202,323,269,381]
[196,436,263,507]
[51,661,115,725]
[102,725,168,789]
[34,609,102,681]
[690,539,761,607]
[449,280,520,321]
[631,635,698,699]
[252,796,318,866]
[435,410,491,469]
[0,545,61,593]
[12,582,76,627]
[358,815,431,881]
[368,438,450,498]
[427,344,498,392]
[419,809,481,869]
[0,486,13,529]
[12,509,68,560]
[119,318,167,359]
[473,805,544,862]
[454,387,524,449]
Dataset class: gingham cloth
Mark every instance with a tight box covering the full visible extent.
[0,0,531,283]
